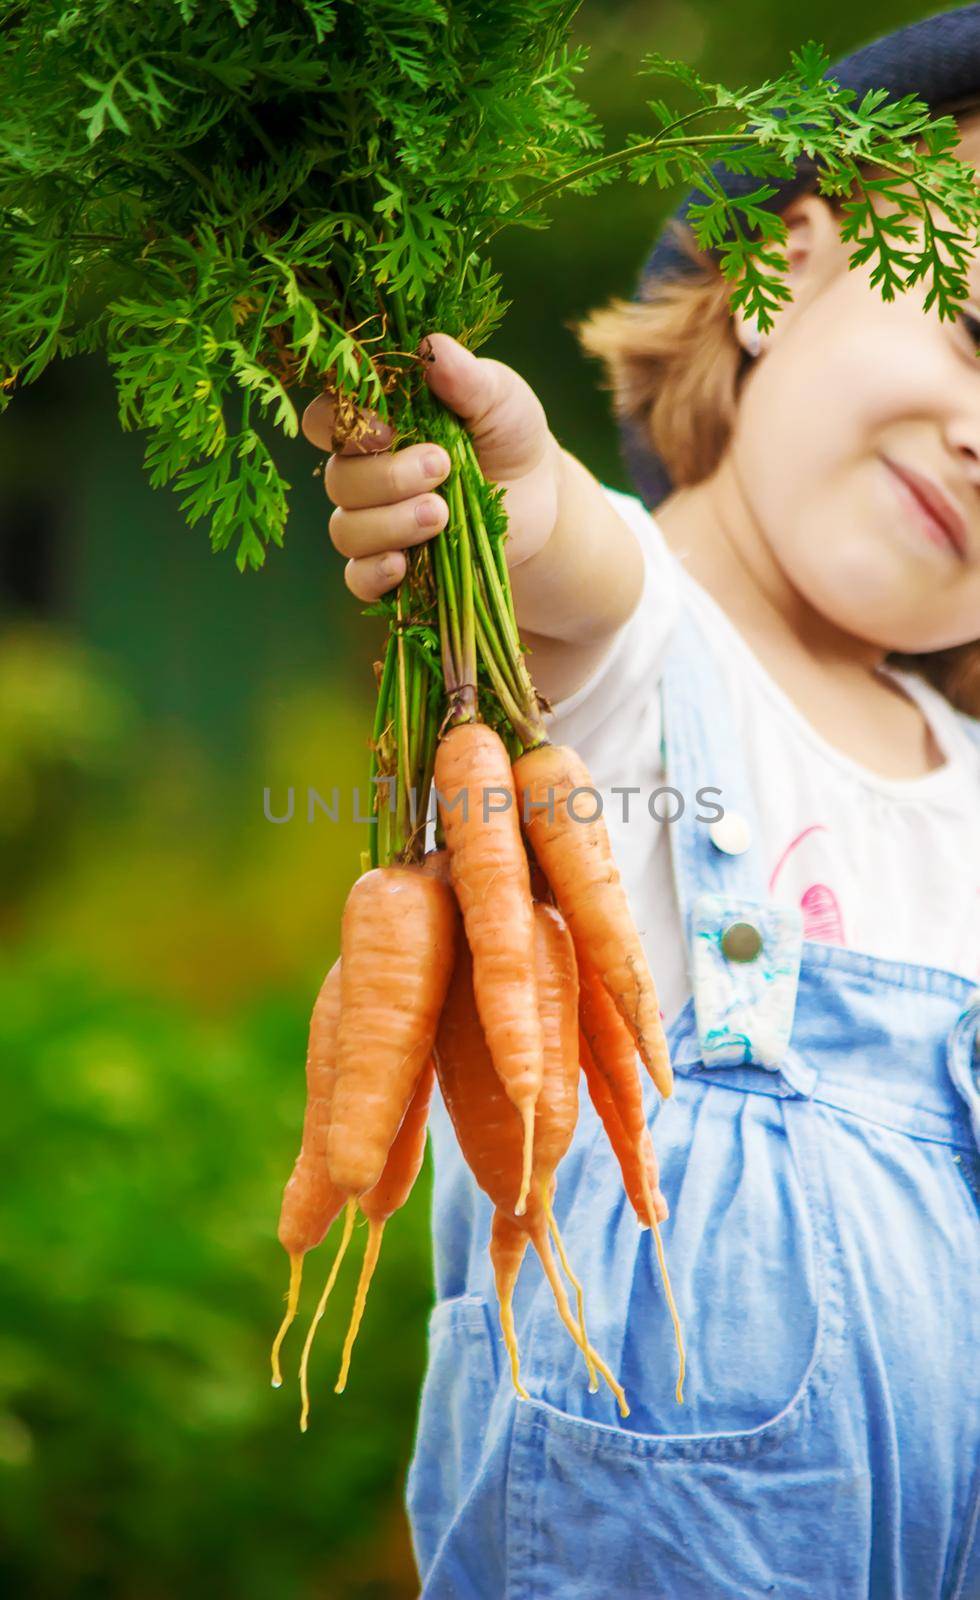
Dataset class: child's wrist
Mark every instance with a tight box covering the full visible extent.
[511,444,644,645]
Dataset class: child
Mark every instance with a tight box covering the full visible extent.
[303,10,980,1596]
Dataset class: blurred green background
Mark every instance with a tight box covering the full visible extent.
[0,2,938,1594]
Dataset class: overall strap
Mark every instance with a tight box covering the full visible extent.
[658,594,770,934]
[658,592,807,1086]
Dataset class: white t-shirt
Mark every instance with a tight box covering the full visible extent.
[542,486,980,1028]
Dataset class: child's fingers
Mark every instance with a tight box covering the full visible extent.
[345,551,407,602]
[328,494,448,561]
[301,394,394,454]
[323,442,450,511]
[420,331,551,482]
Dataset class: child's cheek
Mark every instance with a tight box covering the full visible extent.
[725,284,970,642]
[734,280,955,526]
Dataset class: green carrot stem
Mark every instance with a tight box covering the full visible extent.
[483,114,747,241]
[501,724,524,764]
[369,635,397,869]
[435,577,455,695]
[463,434,512,604]
[377,749,392,870]
[462,435,511,601]
[433,518,463,689]
[410,662,430,845]
[472,572,524,708]
[450,425,547,734]
[371,634,397,748]
[473,608,543,748]
[406,689,439,860]
[450,467,477,702]
[407,648,423,781]
[455,437,521,660]
[394,587,411,848]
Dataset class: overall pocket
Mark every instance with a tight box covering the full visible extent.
[502,1091,854,1600]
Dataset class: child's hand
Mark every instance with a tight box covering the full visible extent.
[301,331,562,602]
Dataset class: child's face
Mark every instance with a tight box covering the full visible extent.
[728,115,980,655]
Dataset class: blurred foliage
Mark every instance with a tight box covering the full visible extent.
[0,624,135,916]
[0,948,433,1599]
[0,1,942,1595]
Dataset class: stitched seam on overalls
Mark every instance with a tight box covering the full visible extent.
[797,937,980,1001]
[795,1091,975,1150]
[953,1151,980,1213]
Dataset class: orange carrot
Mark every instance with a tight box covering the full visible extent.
[578,956,685,1402]
[527,852,554,906]
[578,958,668,1228]
[334,1058,435,1394]
[530,905,581,1191]
[489,1211,531,1400]
[326,864,457,1197]
[435,901,627,1414]
[529,903,601,1393]
[421,845,453,886]
[270,959,347,1389]
[434,721,544,1216]
[580,1031,668,1229]
[514,742,673,1099]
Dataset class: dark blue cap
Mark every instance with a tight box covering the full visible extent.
[623,4,980,507]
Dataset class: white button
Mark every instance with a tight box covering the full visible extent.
[708,810,751,855]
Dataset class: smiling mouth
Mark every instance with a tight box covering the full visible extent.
[879,457,969,563]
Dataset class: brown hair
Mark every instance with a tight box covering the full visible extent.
[576,165,980,720]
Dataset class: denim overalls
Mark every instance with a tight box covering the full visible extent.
[407,593,980,1600]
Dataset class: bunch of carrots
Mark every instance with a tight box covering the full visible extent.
[270,620,686,1428]
[268,325,684,1430]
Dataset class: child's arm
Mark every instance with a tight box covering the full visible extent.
[301,331,645,708]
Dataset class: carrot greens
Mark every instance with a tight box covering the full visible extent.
[3,3,979,864]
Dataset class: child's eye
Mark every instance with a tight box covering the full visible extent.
[959,308,980,350]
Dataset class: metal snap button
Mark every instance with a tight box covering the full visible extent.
[708,810,751,855]
[721,920,763,963]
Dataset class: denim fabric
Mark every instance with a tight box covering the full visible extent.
[406,598,980,1599]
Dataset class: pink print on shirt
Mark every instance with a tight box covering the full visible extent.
[768,824,847,945]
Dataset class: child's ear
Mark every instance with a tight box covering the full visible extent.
[780,194,846,278]
[732,194,845,356]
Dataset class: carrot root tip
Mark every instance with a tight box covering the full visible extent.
[270,1252,304,1391]
[335,1218,384,1397]
[649,1214,686,1408]
[543,1182,599,1394]
[297,1200,356,1433]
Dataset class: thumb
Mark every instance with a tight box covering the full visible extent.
[420,332,552,484]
